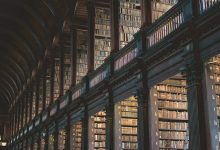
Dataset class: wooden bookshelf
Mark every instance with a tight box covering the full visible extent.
[89,111,106,150]
[119,0,141,48]
[48,134,55,150]
[207,55,220,147]
[54,58,61,101]
[32,85,37,119]
[71,121,82,150]
[153,75,189,149]
[63,33,72,93]
[152,0,178,22]
[115,96,138,150]
[45,64,51,108]
[38,77,44,114]
[58,129,66,150]
[76,30,88,84]
[94,7,111,69]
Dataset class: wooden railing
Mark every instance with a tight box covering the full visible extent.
[200,0,220,13]
[145,0,192,48]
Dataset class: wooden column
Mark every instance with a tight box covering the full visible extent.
[54,122,59,150]
[82,104,89,150]
[45,128,49,150]
[184,24,211,150]
[87,0,95,72]
[71,28,77,86]
[141,0,152,28]
[105,87,114,150]
[65,115,71,150]
[111,0,119,53]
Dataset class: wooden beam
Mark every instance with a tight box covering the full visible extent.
[111,0,119,53]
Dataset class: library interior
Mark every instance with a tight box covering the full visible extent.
[0,0,220,150]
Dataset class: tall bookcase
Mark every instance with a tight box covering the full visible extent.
[58,129,66,150]
[89,110,106,150]
[119,0,141,48]
[70,121,82,150]
[54,57,61,101]
[48,134,55,150]
[115,96,138,150]
[94,7,111,69]
[38,76,44,114]
[151,74,189,149]
[45,61,52,108]
[76,30,88,84]
[63,32,72,93]
[152,0,178,22]
[207,55,220,147]
[32,84,37,119]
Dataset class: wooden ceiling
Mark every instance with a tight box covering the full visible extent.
[0,0,110,115]
[0,0,70,112]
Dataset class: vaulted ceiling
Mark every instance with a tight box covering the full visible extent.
[0,0,71,115]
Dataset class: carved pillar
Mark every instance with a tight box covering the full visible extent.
[87,0,95,72]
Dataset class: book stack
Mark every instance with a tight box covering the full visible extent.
[58,129,66,150]
[71,122,82,150]
[94,7,111,69]
[154,74,189,149]
[119,0,141,48]
[117,96,138,149]
[76,30,88,84]
[54,58,61,101]
[152,0,178,22]
[90,111,106,149]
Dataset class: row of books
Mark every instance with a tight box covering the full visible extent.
[120,8,141,16]
[159,131,186,140]
[157,92,187,101]
[159,140,187,149]
[159,121,187,130]
[158,101,187,109]
[156,85,186,93]
[158,110,188,120]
